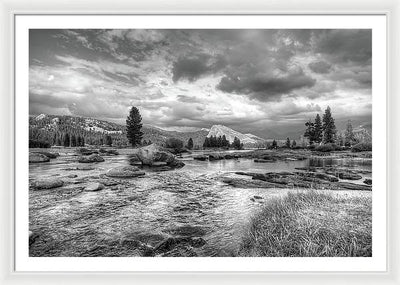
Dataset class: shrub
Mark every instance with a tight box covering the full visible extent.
[165,138,184,150]
[291,145,303,150]
[314,143,338,152]
[351,142,372,152]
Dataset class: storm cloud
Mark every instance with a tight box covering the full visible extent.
[308,61,332,74]
[29,29,372,137]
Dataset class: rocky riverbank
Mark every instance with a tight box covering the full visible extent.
[28,146,372,257]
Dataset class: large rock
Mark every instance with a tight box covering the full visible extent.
[78,154,105,163]
[222,177,286,189]
[364,178,372,185]
[106,166,145,178]
[254,158,274,163]
[337,182,372,191]
[337,172,363,180]
[76,148,98,156]
[99,148,119,155]
[128,154,143,166]
[193,155,208,161]
[136,144,185,168]
[29,153,50,163]
[32,178,64,190]
[29,231,39,246]
[84,182,104,191]
[33,151,59,159]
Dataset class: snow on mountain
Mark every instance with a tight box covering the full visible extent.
[207,125,265,144]
[35,114,47,121]
[244,133,265,141]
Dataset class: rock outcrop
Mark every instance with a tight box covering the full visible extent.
[76,148,99,156]
[135,144,184,169]
[78,154,105,163]
[84,182,104,191]
[31,178,64,190]
[33,151,59,159]
[106,166,145,178]
[229,171,372,191]
[29,153,50,163]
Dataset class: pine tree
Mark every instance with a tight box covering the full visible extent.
[286,137,291,148]
[63,133,70,147]
[187,138,194,150]
[126,106,143,147]
[217,136,222,147]
[71,134,77,147]
[313,114,323,144]
[272,139,277,149]
[322,106,337,144]
[344,120,356,146]
[222,135,229,148]
[203,137,210,148]
[232,137,242,150]
[105,135,112,146]
[304,119,315,144]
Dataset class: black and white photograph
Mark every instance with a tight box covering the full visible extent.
[27,28,374,258]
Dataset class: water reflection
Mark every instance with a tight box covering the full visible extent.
[29,150,372,257]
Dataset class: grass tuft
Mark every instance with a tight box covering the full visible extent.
[239,191,372,257]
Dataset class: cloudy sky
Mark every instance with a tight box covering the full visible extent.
[29,29,372,138]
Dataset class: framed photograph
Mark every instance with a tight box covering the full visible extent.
[1,0,400,284]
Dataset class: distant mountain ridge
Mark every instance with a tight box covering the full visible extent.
[29,114,208,147]
[207,125,266,147]
[29,114,267,148]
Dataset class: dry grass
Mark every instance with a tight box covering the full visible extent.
[239,191,372,257]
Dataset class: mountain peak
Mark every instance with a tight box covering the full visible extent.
[207,125,265,145]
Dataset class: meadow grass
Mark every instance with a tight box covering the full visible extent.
[239,191,372,257]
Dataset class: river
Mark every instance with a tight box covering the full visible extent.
[29,148,372,257]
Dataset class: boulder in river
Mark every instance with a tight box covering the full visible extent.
[193,155,208,161]
[84,182,104,191]
[136,144,185,169]
[106,166,145,178]
[29,152,50,163]
[128,154,143,166]
[337,172,363,180]
[76,148,98,156]
[78,154,105,163]
[33,151,59,159]
[32,178,64,190]
[99,148,119,155]
[254,158,274,163]
[337,182,372,191]
[363,178,372,185]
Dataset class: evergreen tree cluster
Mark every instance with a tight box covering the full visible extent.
[304,107,336,145]
[29,115,127,148]
[231,137,244,150]
[203,135,231,148]
[187,138,194,150]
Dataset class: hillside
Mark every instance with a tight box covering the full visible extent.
[29,114,208,148]
[207,125,266,147]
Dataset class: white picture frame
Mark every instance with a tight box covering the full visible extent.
[1,0,400,284]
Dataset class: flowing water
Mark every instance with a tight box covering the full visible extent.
[29,149,372,257]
